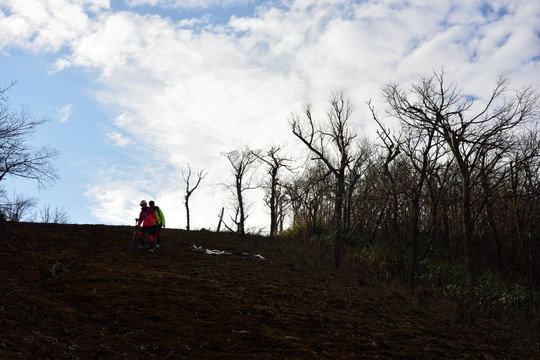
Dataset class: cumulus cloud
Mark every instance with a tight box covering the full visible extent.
[85,179,146,225]
[1,0,539,228]
[0,0,108,52]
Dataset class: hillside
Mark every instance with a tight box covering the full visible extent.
[0,222,539,359]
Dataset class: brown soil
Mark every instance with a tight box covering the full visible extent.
[0,222,539,359]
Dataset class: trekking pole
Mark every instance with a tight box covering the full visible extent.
[129,218,138,250]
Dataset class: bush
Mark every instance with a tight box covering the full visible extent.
[416,259,533,311]
[281,221,331,240]
[476,271,531,311]
[353,242,407,280]
[281,221,307,239]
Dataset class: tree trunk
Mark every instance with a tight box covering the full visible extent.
[485,204,503,273]
[526,220,533,313]
[408,199,420,291]
[185,197,191,231]
[217,207,224,232]
[333,172,345,269]
[269,169,277,239]
[462,178,476,289]
[237,175,245,238]
[526,195,534,313]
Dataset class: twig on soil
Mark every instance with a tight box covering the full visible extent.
[32,331,58,344]
[49,261,69,277]
[163,350,175,360]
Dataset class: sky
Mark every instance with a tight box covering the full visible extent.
[0,0,539,231]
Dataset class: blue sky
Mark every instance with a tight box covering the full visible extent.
[1,0,539,230]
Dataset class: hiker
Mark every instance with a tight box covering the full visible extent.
[149,200,165,248]
[136,200,159,252]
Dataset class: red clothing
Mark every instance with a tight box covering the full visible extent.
[138,207,159,227]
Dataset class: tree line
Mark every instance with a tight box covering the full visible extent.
[220,71,540,309]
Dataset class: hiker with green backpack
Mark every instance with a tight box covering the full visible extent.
[149,200,165,248]
[136,200,159,252]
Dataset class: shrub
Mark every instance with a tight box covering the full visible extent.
[353,242,407,280]
[416,259,533,311]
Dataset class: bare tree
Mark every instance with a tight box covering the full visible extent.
[182,163,207,231]
[1,193,37,222]
[374,87,445,291]
[383,70,539,288]
[425,159,454,261]
[39,204,70,224]
[343,137,374,237]
[275,183,290,233]
[509,127,540,312]
[284,162,333,239]
[251,145,293,239]
[290,90,358,268]
[0,81,58,187]
[369,108,402,243]
[222,148,259,238]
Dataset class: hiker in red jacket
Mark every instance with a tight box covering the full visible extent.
[136,200,159,252]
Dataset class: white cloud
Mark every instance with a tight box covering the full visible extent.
[58,103,72,123]
[125,0,251,8]
[85,180,145,225]
[2,0,540,229]
[106,131,131,147]
[0,0,108,52]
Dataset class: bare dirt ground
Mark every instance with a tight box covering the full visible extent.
[1,222,539,359]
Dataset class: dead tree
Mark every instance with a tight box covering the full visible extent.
[509,128,540,312]
[286,162,333,239]
[373,91,444,291]
[222,148,259,238]
[369,103,401,243]
[1,193,37,222]
[182,163,207,231]
[251,146,293,239]
[383,70,538,289]
[39,204,70,224]
[216,207,225,232]
[290,90,358,268]
[343,137,374,237]
[0,81,58,187]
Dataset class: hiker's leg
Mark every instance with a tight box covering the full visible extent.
[148,226,157,249]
